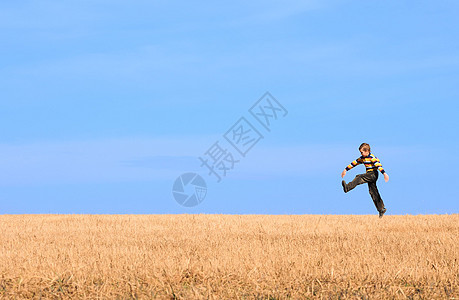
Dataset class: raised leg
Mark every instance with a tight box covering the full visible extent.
[344,172,374,192]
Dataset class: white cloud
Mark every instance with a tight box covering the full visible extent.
[1,136,436,186]
[0,136,217,186]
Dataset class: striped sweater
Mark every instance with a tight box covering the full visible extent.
[345,153,386,174]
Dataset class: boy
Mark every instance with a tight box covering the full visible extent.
[341,143,389,218]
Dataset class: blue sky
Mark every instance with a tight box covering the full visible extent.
[1,0,458,214]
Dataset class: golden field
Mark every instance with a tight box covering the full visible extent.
[0,214,458,299]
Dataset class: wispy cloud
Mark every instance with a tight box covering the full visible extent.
[0,137,438,186]
[0,136,216,186]
[226,0,322,26]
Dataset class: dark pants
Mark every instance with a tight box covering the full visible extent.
[344,171,386,212]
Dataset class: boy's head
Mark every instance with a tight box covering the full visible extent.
[359,143,371,157]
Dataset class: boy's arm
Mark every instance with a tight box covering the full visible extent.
[345,159,361,171]
[371,156,385,174]
[371,155,389,182]
[341,158,361,177]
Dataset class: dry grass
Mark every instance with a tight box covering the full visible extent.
[0,214,458,299]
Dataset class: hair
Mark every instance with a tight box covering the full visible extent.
[359,143,371,152]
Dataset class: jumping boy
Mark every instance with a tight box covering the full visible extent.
[341,143,389,218]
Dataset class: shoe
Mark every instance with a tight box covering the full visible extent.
[379,208,387,218]
[341,180,347,193]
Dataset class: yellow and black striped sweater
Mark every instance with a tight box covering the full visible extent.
[345,153,386,174]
